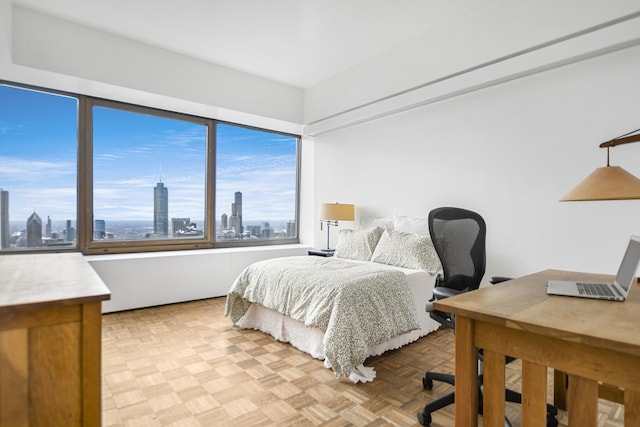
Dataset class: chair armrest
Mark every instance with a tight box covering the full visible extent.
[490,276,512,284]
[432,287,462,300]
[426,287,461,314]
[427,276,463,328]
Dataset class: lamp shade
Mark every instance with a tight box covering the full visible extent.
[320,203,355,221]
[560,165,640,201]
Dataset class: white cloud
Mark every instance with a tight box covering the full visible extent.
[0,156,75,182]
[8,187,76,222]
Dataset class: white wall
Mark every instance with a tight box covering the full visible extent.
[312,44,640,283]
[88,245,309,313]
[304,0,640,134]
[2,3,303,132]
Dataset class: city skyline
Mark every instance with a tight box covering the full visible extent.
[1,84,298,226]
[1,185,295,247]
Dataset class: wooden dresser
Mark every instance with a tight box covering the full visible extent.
[0,253,111,426]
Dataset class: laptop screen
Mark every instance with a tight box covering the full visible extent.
[615,235,640,292]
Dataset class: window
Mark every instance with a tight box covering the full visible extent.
[88,101,210,251]
[215,124,299,242]
[0,81,300,254]
[0,84,78,252]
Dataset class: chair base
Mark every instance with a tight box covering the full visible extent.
[417,371,558,427]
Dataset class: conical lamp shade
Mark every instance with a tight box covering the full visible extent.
[561,165,640,201]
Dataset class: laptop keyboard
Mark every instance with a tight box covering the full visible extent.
[577,282,615,297]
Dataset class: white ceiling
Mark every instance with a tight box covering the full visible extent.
[13,0,485,88]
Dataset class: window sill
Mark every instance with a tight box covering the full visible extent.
[84,243,311,262]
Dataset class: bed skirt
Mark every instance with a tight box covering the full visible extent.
[234,266,440,382]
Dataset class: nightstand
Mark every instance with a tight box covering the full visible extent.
[308,249,334,257]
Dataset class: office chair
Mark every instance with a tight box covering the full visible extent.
[416,207,557,427]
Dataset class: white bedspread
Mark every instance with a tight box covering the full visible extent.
[225,256,422,380]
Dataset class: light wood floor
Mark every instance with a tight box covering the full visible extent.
[102,297,624,426]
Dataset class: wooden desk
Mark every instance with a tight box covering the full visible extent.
[434,269,640,427]
[0,253,111,426]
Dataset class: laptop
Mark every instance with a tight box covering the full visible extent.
[547,235,640,301]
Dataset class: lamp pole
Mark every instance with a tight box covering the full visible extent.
[322,219,338,252]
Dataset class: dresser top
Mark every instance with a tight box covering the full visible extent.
[0,252,111,312]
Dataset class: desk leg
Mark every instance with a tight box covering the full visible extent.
[567,374,597,427]
[82,302,102,427]
[455,316,478,427]
[625,390,640,425]
[483,349,505,427]
[521,360,547,427]
[553,370,567,410]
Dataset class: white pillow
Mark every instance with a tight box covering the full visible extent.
[359,216,394,231]
[371,229,441,273]
[393,215,429,235]
[334,226,384,261]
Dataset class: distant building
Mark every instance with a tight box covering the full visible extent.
[220,213,228,230]
[246,225,261,237]
[94,219,106,240]
[172,217,190,236]
[0,189,9,249]
[66,219,75,242]
[27,211,42,247]
[46,216,52,238]
[287,220,296,238]
[229,191,242,237]
[172,218,203,237]
[154,182,168,236]
[261,222,273,239]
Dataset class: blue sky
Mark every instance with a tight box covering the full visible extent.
[0,85,78,223]
[0,84,298,227]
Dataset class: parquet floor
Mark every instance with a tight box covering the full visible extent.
[102,297,624,426]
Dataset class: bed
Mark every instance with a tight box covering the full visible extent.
[225,215,442,382]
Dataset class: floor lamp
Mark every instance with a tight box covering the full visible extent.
[319,203,355,252]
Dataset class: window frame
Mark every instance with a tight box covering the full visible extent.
[80,97,217,254]
[2,80,301,255]
[0,81,81,254]
[212,120,302,250]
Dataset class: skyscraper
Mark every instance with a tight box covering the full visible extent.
[287,220,296,238]
[0,189,9,249]
[66,219,76,242]
[230,191,243,236]
[46,216,52,238]
[261,221,272,238]
[27,211,42,247]
[154,182,169,236]
[94,219,106,240]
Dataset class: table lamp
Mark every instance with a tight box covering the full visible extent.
[319,202,355,252]
[561,128,640,201]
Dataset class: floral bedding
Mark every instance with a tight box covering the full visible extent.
[225,255,420,379]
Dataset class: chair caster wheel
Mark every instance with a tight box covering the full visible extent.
[422,376,433,389]
[417,410,432,426]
